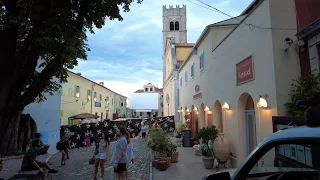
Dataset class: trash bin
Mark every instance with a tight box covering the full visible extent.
[182,129,192,147]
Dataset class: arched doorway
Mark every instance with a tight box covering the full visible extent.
[238,93,256,156]
[213,101,223,133]
[199,103,205,128]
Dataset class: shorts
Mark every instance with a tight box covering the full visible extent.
[114,163,127,173]
[95,153,106,160]
[21,162,42,171]
[142,132,146,138]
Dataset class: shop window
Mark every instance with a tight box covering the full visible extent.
[309,44,320,75]
[74,86,80,98]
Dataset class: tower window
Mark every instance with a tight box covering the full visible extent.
[175,21,179,31]
[170,21,174,31]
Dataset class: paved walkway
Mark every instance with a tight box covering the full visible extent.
[153,147,237,180]
[0,138,151,180]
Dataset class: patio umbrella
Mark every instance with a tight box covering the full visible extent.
[68,113,100,120]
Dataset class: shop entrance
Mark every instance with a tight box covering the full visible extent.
[245,96,257,156]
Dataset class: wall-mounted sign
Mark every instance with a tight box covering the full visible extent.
[193,85,202,100]
[94,101,101,107]
[236,56,254,85]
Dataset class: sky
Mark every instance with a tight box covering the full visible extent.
[72,0,253,97]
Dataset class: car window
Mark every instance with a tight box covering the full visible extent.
[248,141,320,177]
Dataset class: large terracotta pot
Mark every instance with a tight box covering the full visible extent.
[154,159,167,171]
[212,133,231,163]
[213,133,231,163]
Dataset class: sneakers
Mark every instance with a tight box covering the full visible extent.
[48,169,58,173]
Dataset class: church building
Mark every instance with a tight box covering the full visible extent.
[162,5,194,123]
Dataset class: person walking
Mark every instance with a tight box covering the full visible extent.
[125,132,134,179]
[112,126,128,180]
[140,123,148,139]
[86,133,91,152]
[92,132,110,180]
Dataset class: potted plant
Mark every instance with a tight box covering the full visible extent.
[195,126,218,145]
[167,142,178,163]
[147,129,170,171]
[171,144,179,163]
[201,143,215,169]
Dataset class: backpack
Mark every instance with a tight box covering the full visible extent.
[56,141,61,151]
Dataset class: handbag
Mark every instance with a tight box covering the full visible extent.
[89,155,96,165]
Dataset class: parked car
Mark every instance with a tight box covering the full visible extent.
[206,101,320,180]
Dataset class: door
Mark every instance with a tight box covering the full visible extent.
[245,111,257,156]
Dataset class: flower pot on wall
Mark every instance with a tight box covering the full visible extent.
[213,133,231,164]
[202,157,214,169]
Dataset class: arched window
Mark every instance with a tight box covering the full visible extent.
[170,21,174,31]
[175,21,179,31]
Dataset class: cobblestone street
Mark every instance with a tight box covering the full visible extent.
[50,138,150,180]
[0,138,151,180]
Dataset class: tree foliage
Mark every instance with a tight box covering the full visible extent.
[0,0,142,156]
[284,73,320,116]
[0,0,142,108]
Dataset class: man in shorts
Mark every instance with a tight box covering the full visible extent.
[113,126,128,180]
[21,140,58,180]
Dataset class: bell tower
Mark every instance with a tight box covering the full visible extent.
[162,5,187,51]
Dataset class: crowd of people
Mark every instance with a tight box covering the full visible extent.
[0,120,157,180]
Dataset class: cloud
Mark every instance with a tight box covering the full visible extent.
[73,0,253,97]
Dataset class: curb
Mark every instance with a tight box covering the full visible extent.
[149,150,153,180]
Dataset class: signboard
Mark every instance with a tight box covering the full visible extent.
[236,56,254,85]
[193,85,202,100]
[94,102,101,107]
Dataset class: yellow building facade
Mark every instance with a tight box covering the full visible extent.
[60,71,127,125]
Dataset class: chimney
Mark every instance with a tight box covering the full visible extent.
[76,72,81,76]
[99,82,104,86]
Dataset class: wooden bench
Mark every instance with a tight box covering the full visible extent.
[12,154,52,180]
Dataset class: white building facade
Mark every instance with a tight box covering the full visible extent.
[23,80,62,154]
[178,0,301,167]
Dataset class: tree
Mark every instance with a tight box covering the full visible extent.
[284,73,320,116]
[0,0,143,156]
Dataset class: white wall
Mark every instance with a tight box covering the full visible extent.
[23,80,62,154]
[178,0,300,166]
[129,92,159,110]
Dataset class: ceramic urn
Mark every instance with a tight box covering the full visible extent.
[213,133,231,163]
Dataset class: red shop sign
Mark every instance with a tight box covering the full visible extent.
[236,56,254,85]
